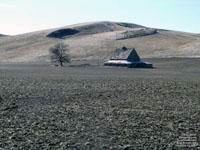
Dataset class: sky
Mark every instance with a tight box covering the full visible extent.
[0,0,200,35]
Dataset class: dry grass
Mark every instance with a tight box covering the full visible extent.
[0,21,200,63]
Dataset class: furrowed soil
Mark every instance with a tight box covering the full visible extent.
[0,58,200,150]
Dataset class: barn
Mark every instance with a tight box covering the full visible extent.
[104,47,153,68]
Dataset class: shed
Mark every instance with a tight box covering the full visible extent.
[104,47,153,68]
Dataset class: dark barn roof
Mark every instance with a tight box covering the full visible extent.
[110,47,140,61]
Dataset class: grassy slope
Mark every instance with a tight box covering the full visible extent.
[0,21,200,63]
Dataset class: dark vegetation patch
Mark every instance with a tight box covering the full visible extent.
[47,28,80,38]
[117,28,157,40]
[116,22,144,28]
[0,34,9,38]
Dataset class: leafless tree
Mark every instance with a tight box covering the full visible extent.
[49,43,71,66]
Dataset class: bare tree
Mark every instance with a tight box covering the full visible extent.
[49,43,71,66]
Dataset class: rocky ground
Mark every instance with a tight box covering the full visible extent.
[0,58,200,149]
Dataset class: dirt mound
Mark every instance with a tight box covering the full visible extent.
[47,28,80,38]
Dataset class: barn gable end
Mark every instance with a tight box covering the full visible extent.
[127,49,140,61]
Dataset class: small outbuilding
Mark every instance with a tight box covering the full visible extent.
[104,47,153,68]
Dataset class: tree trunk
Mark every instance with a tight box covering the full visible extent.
[60,61,63,66]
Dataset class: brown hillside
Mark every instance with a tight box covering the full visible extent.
[0,21,200,63]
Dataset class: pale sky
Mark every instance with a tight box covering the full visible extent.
[0,0,200,35]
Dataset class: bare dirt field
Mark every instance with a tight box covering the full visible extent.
[0,58,200,149]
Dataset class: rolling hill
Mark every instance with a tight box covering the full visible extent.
[0,21,200,63]
[0,34,9,38]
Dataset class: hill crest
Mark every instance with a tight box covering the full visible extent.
[0,21,200,63]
